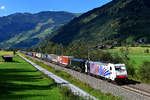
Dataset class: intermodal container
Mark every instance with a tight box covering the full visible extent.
[62,56,73,65]
[58,56,63,64]
[32,52,36,57]
[69,58,86,72]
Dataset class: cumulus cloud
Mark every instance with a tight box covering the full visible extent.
[0,6,6,10]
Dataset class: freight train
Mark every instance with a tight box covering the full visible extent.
[22,51,128,82]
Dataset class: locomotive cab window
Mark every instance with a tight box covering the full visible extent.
[115,66,125,71]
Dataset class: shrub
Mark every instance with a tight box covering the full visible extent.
[144,49,149,53]
[139,61,150,81]
[112,53,123,63]
[99,52,113,62]
[125,63,135,77]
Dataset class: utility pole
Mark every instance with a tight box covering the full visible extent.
[88,46,90,61]
[62,45,63,56]
[56,46,57,55]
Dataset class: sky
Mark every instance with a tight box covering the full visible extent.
[0,0,112,16]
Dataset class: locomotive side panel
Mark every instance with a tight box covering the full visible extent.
[88,61,113,80]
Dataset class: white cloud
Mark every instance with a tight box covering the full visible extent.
[0,6,6,10]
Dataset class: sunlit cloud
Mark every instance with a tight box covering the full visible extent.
[0,6,6,10]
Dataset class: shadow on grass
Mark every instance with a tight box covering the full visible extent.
[0,68,58,100]
[0,60,22,63]
[12,60,22,63]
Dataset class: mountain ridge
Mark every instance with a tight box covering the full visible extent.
[0,11,77,48]
[48,0,150,45]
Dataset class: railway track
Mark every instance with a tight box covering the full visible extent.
[24,54,150,100]
[99,77,150,99]
[109,76,150,99]
[120,85,150,98]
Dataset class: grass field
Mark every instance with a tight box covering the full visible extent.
[0,51,13,56]
[0,51,84,100]
[106,47,150,68]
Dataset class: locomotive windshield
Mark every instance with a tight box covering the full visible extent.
[115,65,126,71]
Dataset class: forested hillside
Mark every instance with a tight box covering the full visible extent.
[0,11,76,48]
[48,0,150,45]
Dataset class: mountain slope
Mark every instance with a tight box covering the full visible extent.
[0,11,76,48]
[49,0,150,45]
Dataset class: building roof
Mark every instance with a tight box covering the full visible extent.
[2,55,13,58]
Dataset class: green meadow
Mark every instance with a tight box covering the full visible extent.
[106,47,150,68]
[0,51,84,100]
[0,51,13,56]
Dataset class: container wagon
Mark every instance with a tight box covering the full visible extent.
[32,52,36,57]
[69,58,86,72]
[58,56,73,65]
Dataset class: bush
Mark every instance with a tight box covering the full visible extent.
[144,49,149,53]
[98,52,113,62]
[139,61,150,81]
[125,63,135,77]
[112,53,123,63]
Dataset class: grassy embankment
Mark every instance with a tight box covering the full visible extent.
[20,53,122,100]
[0,51,84,100]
